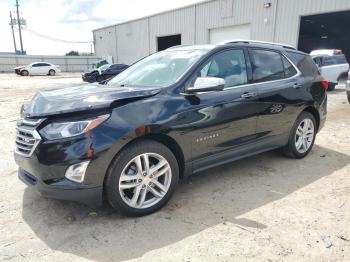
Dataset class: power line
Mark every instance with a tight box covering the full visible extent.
[23,27,93,44]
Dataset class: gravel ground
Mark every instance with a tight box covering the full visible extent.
[0,73,349,262]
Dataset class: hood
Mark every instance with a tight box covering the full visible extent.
[14,65,26,70]
[22,83,161,118]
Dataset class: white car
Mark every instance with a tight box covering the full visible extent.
[311,49,349,91]
[14,62,61,76]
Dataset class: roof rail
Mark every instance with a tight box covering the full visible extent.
[219,39,296,50]
[166,45,190,50]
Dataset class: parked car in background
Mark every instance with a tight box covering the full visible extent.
[14,62,61,76]
[346,71,350,103]
[15,41,327,216]
[100,64,129,81]
[82,64,110,83]
[310,49,349,91]
[82,64,129,83]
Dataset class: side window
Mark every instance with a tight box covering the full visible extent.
[323,56,337,66]
[195,49,248,88]
[41,63,50,66]
[250,49,285,83]
[282,56,298,78]
[286,52,319,77]
[31,63,40,67]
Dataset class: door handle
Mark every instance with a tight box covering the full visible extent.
[241,92,257,99]
[293,83,302,89]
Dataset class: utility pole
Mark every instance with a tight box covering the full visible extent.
[15,0,24,54]
[9,11,17,53]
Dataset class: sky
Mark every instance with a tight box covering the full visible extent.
[0,0,205,55]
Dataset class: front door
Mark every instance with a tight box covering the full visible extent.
[187,48,259,172]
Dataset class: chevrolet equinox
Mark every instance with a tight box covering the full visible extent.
[15,40,327,216]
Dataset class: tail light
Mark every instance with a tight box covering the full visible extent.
[321,80,329,91]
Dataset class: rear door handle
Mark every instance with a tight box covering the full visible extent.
[293,83,302,89]
[241,92,257,99]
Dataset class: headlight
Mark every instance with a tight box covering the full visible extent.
[40,114,109,140]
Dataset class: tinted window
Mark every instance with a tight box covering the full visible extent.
[196,49,248,88]
[286,52,319,77]
[323,55,348,66]
[250,49,285,82]
[33,63,50,67]
[282,56,298,78]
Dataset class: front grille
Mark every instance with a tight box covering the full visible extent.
[15,118,43,157]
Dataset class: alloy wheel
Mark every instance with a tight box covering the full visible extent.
[295,118,315,154]
[118,153,172,209]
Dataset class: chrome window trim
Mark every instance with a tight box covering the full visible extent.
[182,51,302,95]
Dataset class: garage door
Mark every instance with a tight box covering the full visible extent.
[209,24,251,44]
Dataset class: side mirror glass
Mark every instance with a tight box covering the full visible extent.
[187,77,225,94]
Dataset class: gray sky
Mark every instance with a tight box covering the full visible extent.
[0,0,205,55]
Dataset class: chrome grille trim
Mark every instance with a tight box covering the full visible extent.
[15,118,43,157]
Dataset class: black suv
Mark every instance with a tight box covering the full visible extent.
[15,41,327,216]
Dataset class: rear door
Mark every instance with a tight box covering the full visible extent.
[249,48,306,149]
[188,48,259,171]
[39,63,51,75]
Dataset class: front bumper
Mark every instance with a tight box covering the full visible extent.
[18,168,102,206]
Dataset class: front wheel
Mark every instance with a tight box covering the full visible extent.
[105,140,179,216]
[21,70,29,76]
[283,112,316,159]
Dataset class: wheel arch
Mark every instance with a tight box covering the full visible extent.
[303,106,320,131]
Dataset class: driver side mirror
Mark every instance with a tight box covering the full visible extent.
[186,77,225,94]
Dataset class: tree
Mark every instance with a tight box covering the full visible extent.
[65,50,79,56]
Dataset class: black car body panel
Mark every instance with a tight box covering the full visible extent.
[14,43,327,207]
[23,84,161,118]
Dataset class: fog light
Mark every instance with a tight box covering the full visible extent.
[65,161,90,183]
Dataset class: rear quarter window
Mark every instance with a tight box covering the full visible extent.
[323,55,348,66]
[286,51,319,77]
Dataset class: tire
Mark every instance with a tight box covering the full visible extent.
[49,69,55,76]
[21,70,29,76]
[105,140,179,216]
[347,92,350,103]
[283,111,317,159]
[96,75,104,82]
[327,83,335,91]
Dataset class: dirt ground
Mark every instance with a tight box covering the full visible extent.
[0,73,349,262]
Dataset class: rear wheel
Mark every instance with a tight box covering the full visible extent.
[347,92,350,103]
[21,70,29,76]
[49,69,55,76]
[283,112,316,159]
[105,140,179,216]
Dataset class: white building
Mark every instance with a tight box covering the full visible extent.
[93,0,350,65]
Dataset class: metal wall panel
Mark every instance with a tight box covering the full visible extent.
[116,18,149,65]
[93,25,118,61]
[149,6,196,53]
[275,0,350,46]
[93,0,350,64]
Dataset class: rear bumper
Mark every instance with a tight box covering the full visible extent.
[18,168,102,207]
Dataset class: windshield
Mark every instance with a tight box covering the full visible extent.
[108,49,208,88]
